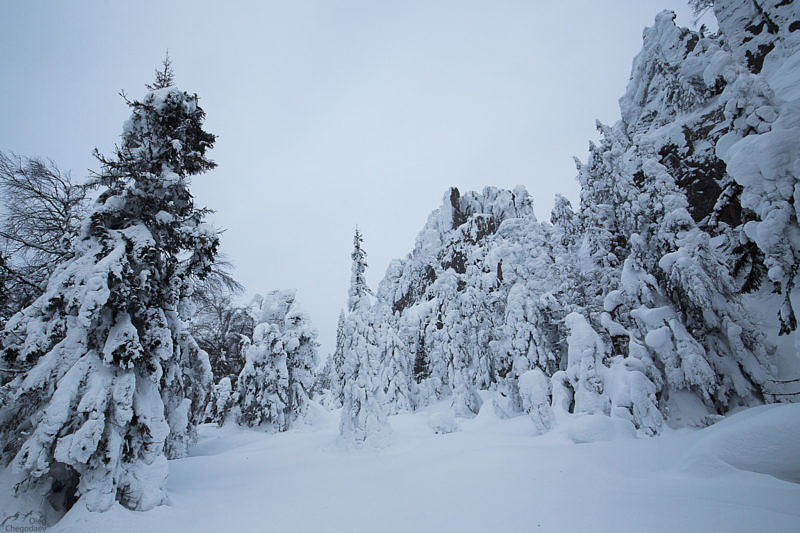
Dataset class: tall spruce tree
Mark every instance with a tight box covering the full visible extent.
[0,61,217,512]
[339,230,390,447]
[347,227,371,313]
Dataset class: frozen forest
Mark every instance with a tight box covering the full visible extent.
[0,0,799,531]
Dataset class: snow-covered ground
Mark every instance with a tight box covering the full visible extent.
[46,395,800,533]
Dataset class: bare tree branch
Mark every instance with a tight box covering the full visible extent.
[0,152,88,323]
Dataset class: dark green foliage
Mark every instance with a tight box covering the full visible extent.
[413,335,431,383]
[732,239,767,293]
[146,53,175,91]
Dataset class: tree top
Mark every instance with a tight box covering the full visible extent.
[147,51,175,90]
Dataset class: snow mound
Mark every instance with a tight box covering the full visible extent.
[564,413,637,444]
[427,410,460,434]
[682,403,800,483]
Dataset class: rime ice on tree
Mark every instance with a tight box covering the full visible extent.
[339,229,391,447]
[0,63,217,512]
[235,290,318,431]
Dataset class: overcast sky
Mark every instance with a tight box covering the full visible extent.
[0,1,708,356]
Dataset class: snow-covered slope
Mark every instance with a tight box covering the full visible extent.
[46,401,800,533]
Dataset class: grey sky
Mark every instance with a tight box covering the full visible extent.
[0,1,708,356]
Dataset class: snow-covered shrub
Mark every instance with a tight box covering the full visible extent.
[518,368,555,433]
[550,371,574,416]
[428,410,460,434]
[564,313,611,416]
[205,377,234,425]
[606,358,663,437]
[491,381,521,420]
[451,372,483,419]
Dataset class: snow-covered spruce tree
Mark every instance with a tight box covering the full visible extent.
[312,356,336,408]
[348,227,371,312]
[233,290,318,430]
[375,308,412,415]
[712,0,800,341]
[339,307,391,447]
[491,283,562,418]
[447,279,487,418]
[339,230,391,447]
[204,376,234,426]
[556,5,787,428]
[237,322,288,430]
[329,309,347,406]
[282,298,319,424]
[0,62,216,512]
[573,126,632,314]
[602,148,774,411]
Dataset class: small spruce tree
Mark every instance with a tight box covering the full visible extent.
[330,309,347,405]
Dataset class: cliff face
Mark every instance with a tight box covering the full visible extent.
[365,0,800,433]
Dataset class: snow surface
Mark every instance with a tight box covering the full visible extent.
[44,396,800,533]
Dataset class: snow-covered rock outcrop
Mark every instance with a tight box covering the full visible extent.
[358,0,800,434]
